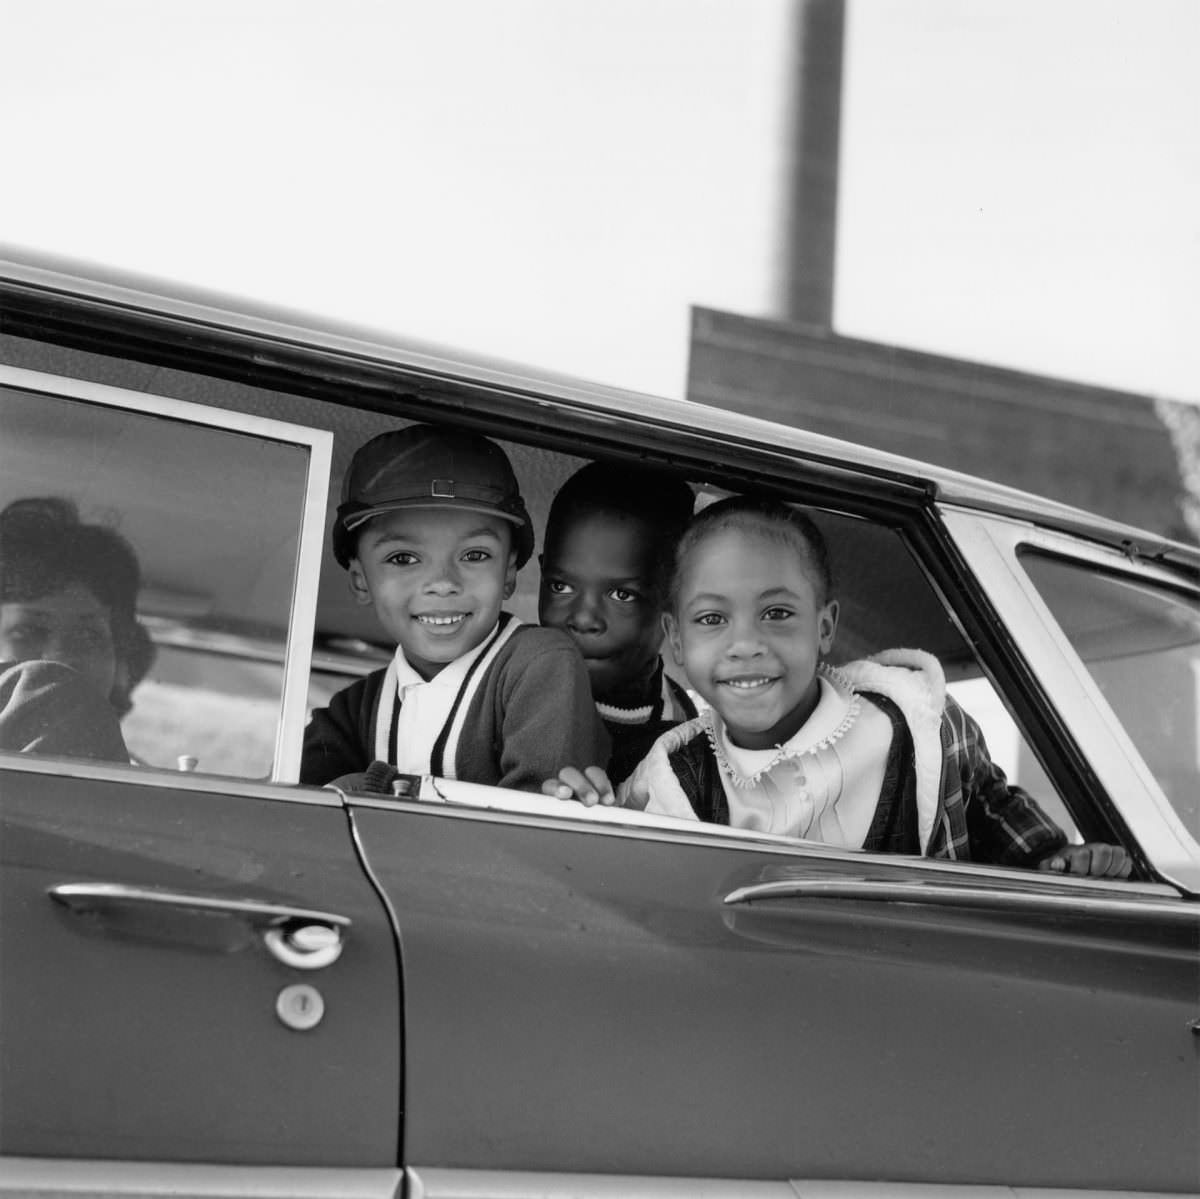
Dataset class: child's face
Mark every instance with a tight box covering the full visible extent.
[0,581,118,701]
[349,508,517,680]
[539,511,664,699]
[665,527,838,749]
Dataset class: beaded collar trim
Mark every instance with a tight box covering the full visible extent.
[705,662,862,788]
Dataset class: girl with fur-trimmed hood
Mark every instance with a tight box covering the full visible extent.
[545,495,1130,878]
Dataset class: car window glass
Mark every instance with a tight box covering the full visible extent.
[1019,549,1200,840]
[0,377,328,780]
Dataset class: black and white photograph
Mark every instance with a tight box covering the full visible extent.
[1,3,1197,1197]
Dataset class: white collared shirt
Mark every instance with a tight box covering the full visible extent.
[388,627,498,776]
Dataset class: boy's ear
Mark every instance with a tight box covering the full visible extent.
[818,599,839,655]
[347,560,373,606]
[663,611,684,667]
[502,550,518,601]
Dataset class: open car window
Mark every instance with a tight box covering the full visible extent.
[308,453,1083,853]
[0,366,331,781]
[0,346,1108,869]
[0,353,1087,855]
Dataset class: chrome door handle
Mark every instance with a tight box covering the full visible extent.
[49,883,350,968]
[722,878,1200,923]
[262,923,345,970]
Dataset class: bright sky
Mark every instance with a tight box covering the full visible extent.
[2,0,1196,403]
[838,0,1200,404]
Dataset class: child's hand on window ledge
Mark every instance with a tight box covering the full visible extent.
[1037,843,1132,879]
[327,760,401,796]
[542,765,618,807]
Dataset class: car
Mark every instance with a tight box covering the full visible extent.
[1,248,1197,1199]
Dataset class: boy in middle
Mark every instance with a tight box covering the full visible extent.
[301,424,608,793]
[538,462,697,783]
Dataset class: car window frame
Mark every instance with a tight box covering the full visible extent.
[941,503,1200,894]
[0,363,333,783]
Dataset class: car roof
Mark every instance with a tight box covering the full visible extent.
[2,243,1196,574]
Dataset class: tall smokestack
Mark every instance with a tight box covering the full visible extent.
[777,0,845,327]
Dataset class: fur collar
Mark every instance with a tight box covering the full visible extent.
[837,649,946,853]
[623,649,948,853]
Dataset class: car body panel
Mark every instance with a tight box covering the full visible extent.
[0,757,401,1166]
[349,797,1199,1191]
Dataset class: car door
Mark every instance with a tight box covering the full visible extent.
[0,762,401,1179]
[0,366,403,1194]
[345,488,1200,1195]
[351,783,1198,1195]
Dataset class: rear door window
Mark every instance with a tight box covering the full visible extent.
[0,366,331,781]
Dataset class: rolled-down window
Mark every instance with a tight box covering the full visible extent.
[0,367,331,782]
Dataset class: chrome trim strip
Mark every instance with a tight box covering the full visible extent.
[0,363,334,787]
[0,362,326,444]
[407,1168,1195,1198]
[0,751,342,806]
[723,878,1200,923]
[48,883,352,928]
[406,1167,794,1197]
[0,1156,401,1198]
[794,1185,1192,1199]
[275,421,332,784]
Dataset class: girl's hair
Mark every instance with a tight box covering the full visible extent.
[669,494,833,609]
[545,462,695,597]
[0,497,153,714]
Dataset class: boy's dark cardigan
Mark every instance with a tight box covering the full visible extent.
[301,618,607,792]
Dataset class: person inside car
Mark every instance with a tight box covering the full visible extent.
[0,497,153,762]
[301,424,607,793]
[544,494,1132,878]
[538,462,697,783]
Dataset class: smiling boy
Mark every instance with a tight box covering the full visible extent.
[300,425,607,792]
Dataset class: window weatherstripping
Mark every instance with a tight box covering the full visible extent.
[0,365,332,784]
[0,1156,402,1198]
[406,1167,1193,1198]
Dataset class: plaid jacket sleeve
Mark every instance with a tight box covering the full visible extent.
[931,695,1068,867]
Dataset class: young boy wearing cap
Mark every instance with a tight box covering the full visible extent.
[301,424,608,793]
